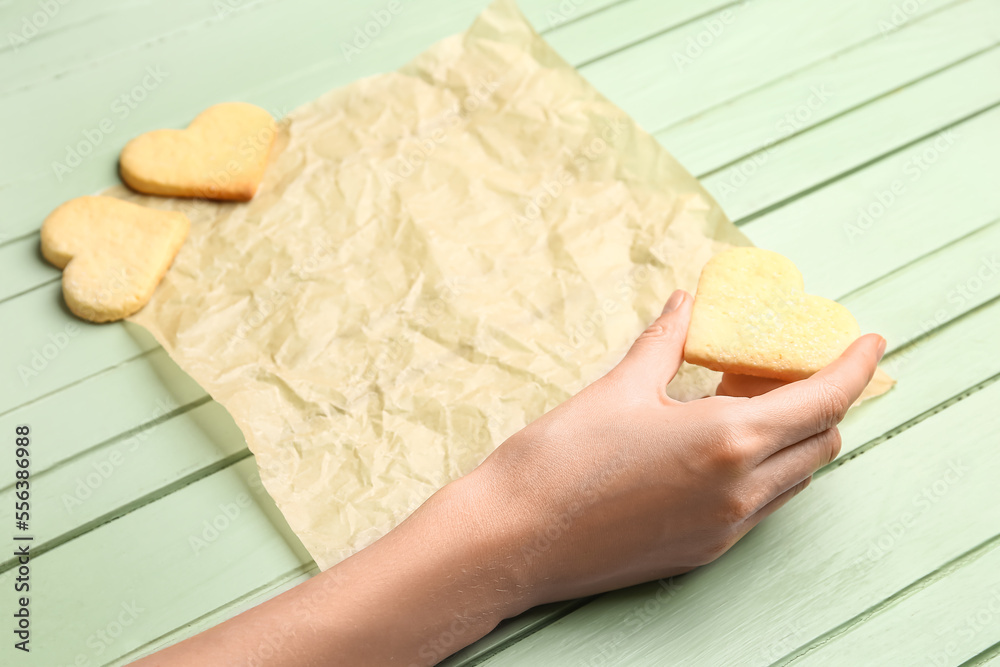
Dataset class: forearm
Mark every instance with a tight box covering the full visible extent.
[134,470,529,666]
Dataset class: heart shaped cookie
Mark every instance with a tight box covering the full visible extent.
[683,247,860,381]
[41,196,190,323]
[120,102,276,201]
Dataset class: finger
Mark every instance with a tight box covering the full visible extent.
[747,334,885,445]
[615,290,693,395]
[716,373,787,398]
[739,476,813,535]
[750,427,840,491]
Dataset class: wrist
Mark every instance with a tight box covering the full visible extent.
[432,468,542,618]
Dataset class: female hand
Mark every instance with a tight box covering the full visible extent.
[465,289,885,609]
[134,289,884,667]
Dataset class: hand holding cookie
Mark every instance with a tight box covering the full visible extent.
[684,247,868,382]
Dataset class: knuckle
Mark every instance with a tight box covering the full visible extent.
[698,537,734,566]
[721,488,758,524]
[637,322,667,341]
[710,410,758,471]
[816,380,852,427]
[713,431,753,471]
[825,427,843,463]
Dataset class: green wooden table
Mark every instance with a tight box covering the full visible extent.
[2,0,999,664]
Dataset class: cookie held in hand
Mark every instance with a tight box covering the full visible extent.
[41,196,190,323]
[683,247,861,382]
[119,102,276,201]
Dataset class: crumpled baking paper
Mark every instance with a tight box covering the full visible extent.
[112,0,880,569]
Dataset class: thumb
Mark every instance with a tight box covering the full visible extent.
[615,290,692,394]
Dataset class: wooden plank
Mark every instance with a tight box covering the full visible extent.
[118,565,317,664]
[837,232,1000,456]
[544,0,735,66]
[0,0,493,242]
[703,47,1000,222]
[577,0,956,133]
[0,401,246,568]
[742,104,1000,300]
[9,39,1000,303]
[783,538,1000,667]
[0,0,956,243]
[0,3,993,665]
[0,456,313,667]
[657,0,1000,176]
[477,380,1000,665]
[0,235,57,302]
[13,38,996,307]
[0,348,206,473]
[840,217,1000,350]
[1,282,158,410]
[0,0,626,91]
[968,644,1000,667]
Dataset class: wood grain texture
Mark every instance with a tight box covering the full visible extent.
[659,0,1000,176]
[0,0,996,664]
[783,538,1000,667]
[0,457,312,667]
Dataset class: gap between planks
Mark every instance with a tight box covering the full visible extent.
[0,0,971,248]
[0,448,253,574]
[733,97,1000,227]
[696,40,1000,183]
[771,533,1000,666]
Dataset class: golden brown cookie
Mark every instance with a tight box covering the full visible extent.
[683,247,861,381]
[41,196,190,323]
[119,102,276,201]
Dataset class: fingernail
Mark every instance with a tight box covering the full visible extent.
[662,290,685,314]
[876,336,887,362]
